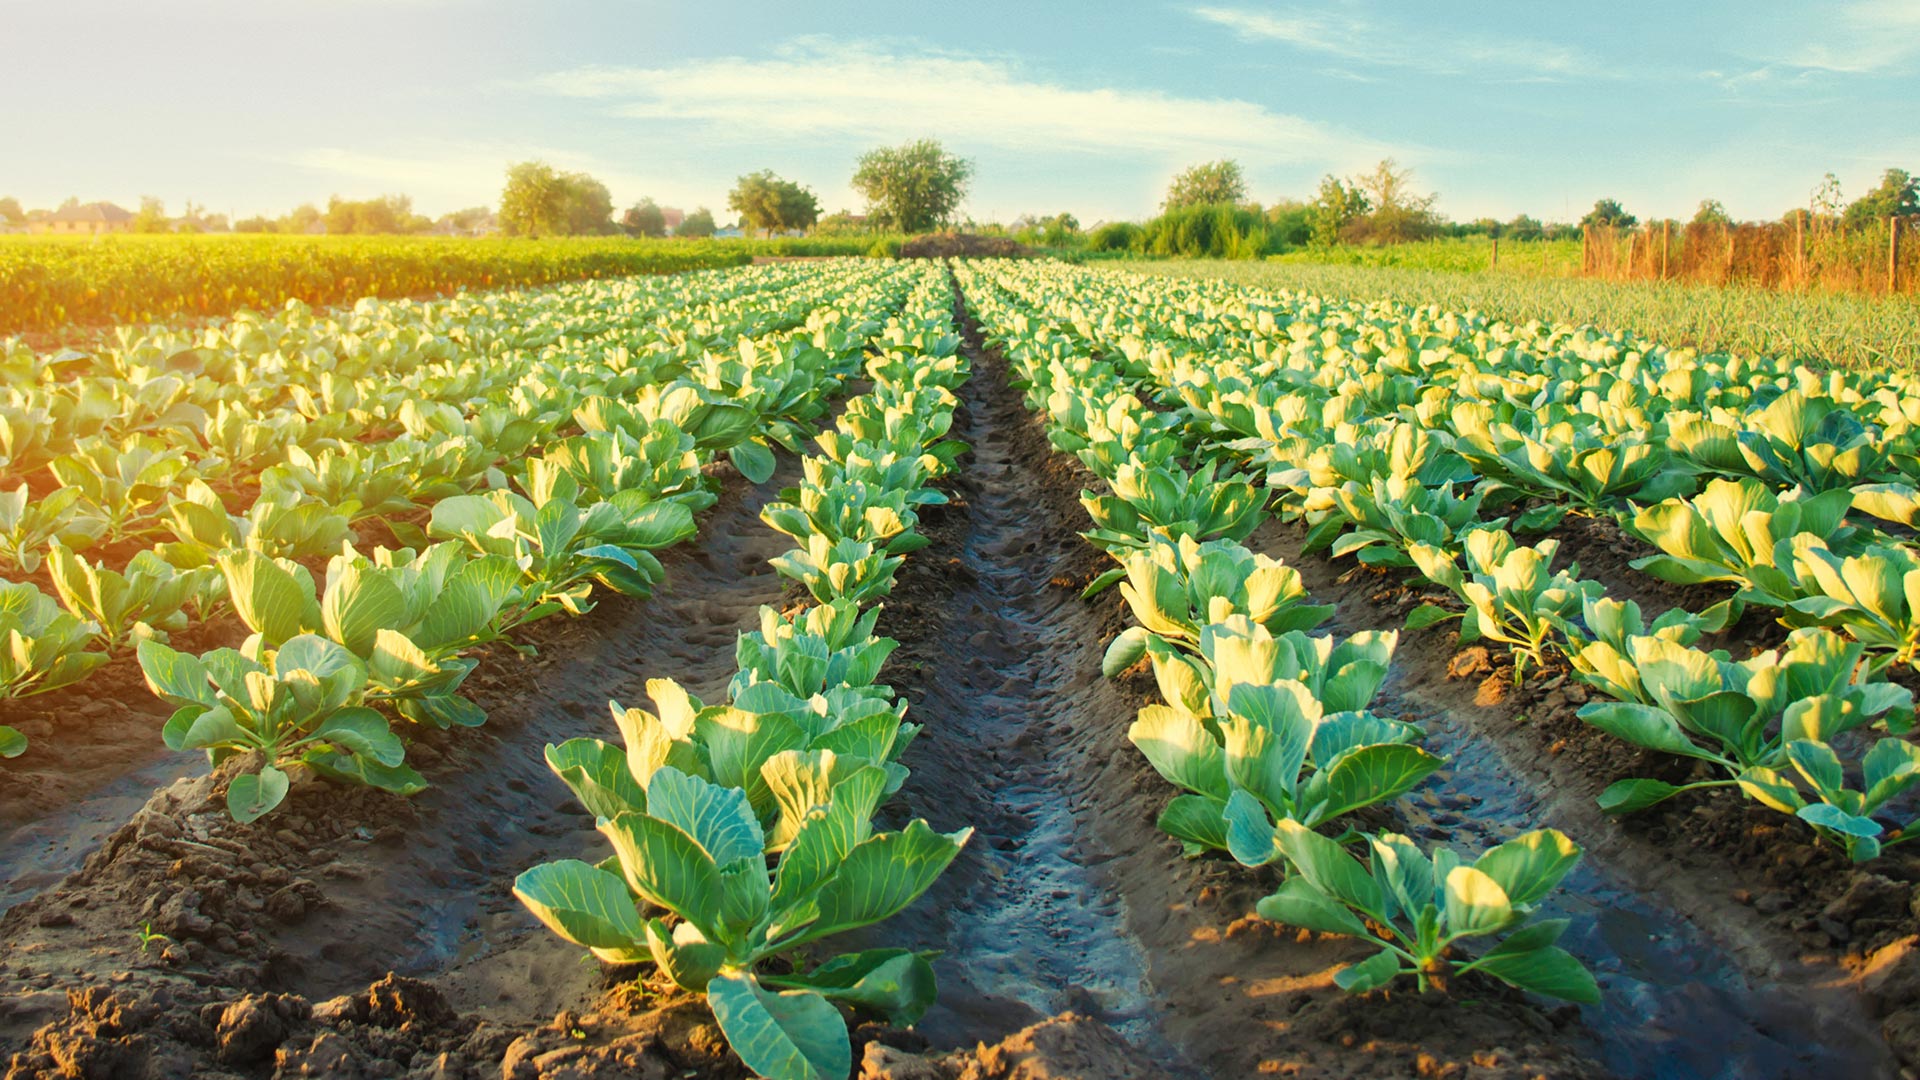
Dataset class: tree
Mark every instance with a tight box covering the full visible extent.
[679,207,717,238]
[727,170,821,236]
[0,197,22,225]
[1264,199,1313,249]
[324,194,422,235]
[499,162,614,237]
[850,139,973,233]
[132,197,170,233]
[1307,175,1370,246]
[1351,158,1439,244]
[233,215,275,233]
[1041,212,1079,247]
[1505,214,1545,241]
[622,199,667,238]
[1843,168,1919,227]
[1691,199,1733,227]
[1163,160,1247,211]
[1580,198,1637,231]
[437,206,493,236]
[284,203,323,234]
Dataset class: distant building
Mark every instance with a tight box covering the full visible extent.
[661,207,686,233]
[714,226,746,238]
[32,202,133,235]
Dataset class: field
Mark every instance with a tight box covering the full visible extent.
[1144,258,1920,372]
[0,234,883,339]
[6,255,1920,1080]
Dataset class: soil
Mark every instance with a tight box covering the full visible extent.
[897,236,1036,261]
[4,275,1918,1079]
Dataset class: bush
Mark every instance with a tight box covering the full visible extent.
[867,236,903,259]
[896,233,1032,259]
[1139,203,1275,259]
[1086,222,1144,252]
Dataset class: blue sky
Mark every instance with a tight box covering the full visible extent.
[4,0,1916,225]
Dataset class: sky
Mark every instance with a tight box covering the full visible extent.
[3,0,1916,226]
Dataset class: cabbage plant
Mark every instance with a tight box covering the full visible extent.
[1258,820,1599,1002]
[1408,532,1598,683]
[514,765,968,1080]
[0,581,108,698]
[769,536,902,605]
[138,634,425,822]
[1577,629,1915,825]
[1081,459,1267,553]
[45,544,220,650]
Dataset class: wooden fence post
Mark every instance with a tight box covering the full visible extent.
[1661,221,1670,279]
[1893,215,1904,293]
[1490,235,1499,270]
[1581,229,1589,273]
[1795,212,1806,287]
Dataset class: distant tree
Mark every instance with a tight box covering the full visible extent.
[500,163,566,237]
[622,198,667,238]
[1351,158,1439,244]
[1041,212,1080,247]
[1307,175,1370,246]
[284,203,323,234]
[1264,198,1313,248]
[325,194,422,235]
[1843,168,1919,227]
[437,206,493,235]
[1468,217,1503,238]
[560,175,613,235]
[499,162,613,237]
[0,197,22,225]
[1505,213,1545,241]
[1164,160,1248,211]
[1543,221,1580,241]
[232,215,275,233]
[679,207,717,238]
[728,170,821,236]
[850,138,973,233]
[1580,198,1637,231]
[1809,172,1845,226]
[1691,199,1733,227]
[132,196,171,233]
[56,197,79,212]
[813,210,870,236]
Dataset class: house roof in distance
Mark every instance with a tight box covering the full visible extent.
[47,201,134,224]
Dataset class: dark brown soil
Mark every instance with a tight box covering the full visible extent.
[8,274,1918,1080]
[898,235,1037,260]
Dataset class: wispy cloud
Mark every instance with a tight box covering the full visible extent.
[529,37,1397,166]
[1763,0,1920,73]
[1189,4,1602,81]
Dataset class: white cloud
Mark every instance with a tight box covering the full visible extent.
[1189,5,1602,80]
[1769,0,1920,73]
[529,37,1396,167]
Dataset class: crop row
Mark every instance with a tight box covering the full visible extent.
[0,235,869,337]
[0,260,922,801]
[971,260,1920,865]
[512,264,974,1080]
[956,261,1603,1002]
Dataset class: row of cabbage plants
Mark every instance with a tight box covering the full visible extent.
[2,261,918,806]
[513,265,974,1080]
[966,258,1920,867]
[954,261,1602,1004]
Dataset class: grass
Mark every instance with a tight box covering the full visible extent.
[1129,258,1920,372]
